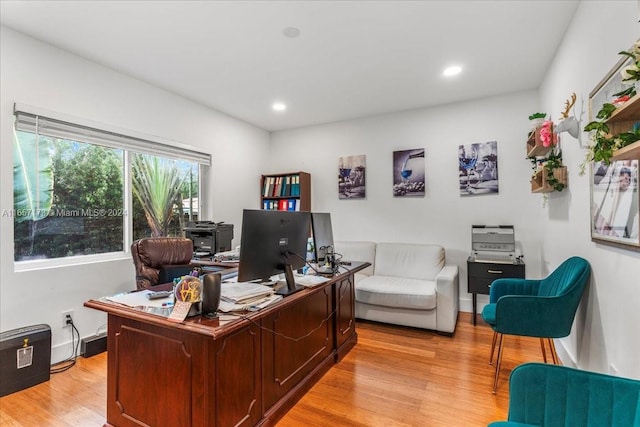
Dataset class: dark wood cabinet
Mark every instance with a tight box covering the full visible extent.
[467,258,525,325]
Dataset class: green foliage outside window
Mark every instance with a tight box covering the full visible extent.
[12,131,199,262]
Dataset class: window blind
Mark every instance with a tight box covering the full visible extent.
[14,104,211,166]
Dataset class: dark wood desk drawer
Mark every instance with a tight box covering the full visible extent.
[468,276,496,294]
[468,262,523,280]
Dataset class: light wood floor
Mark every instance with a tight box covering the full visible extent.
[0,313,543,426]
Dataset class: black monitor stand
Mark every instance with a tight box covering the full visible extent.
[275,264,304,296]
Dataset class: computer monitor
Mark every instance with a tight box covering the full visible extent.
[311,212,335,263]
[237,209,311,296]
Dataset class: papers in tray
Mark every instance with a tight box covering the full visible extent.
[294,275,330,287]
[221,282,274,304]
[218,294,283,313]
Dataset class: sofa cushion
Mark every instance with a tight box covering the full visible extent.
[356,275,436,310]
[334,241,376,276]
[375,243,444,280]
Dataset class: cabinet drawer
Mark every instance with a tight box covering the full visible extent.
[468,262,524,279]
[468,276,495,294]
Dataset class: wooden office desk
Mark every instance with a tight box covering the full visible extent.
[85,262,369,427]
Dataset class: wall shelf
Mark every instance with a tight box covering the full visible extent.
[531,166,567,193]
[611,140,640,161]
[526,125,552,157]
[608,94,640,161]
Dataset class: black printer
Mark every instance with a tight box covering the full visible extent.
[184,221,234,259]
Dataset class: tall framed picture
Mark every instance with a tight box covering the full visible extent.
[458,141,499,196]
[393,148,425,197]
[590,160,640,250]
[338,155,366,199]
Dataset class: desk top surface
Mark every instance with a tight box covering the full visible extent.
[85,261,369,339]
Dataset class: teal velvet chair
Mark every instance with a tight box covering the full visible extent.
[488,363,640,427]
[481,256,591,393]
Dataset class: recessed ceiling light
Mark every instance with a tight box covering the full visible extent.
[283,27,300,38]
[443,66,462,77]
[272,102,287,112]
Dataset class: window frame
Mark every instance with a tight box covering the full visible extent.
[12,103,209,271]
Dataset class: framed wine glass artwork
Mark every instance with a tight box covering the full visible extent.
[338,155,366,199]
[458,141,499,196]
[393,148,425,197]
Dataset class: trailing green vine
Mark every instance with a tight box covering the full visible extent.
[580,102,640,175]
[543,148,565,192]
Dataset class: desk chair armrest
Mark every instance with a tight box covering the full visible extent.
[494,295,574,337]
[489,278,540,303]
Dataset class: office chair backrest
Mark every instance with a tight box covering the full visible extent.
[131,237,194,289]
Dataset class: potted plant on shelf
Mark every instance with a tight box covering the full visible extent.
[619,40,640,89]
[541,149,566,192]
[580,41,640,174]
[580,103,640,174]
[528,112,546,130]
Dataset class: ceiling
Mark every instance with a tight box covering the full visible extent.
[0,1,579,132]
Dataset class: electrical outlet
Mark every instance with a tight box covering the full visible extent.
[62,310,74,328]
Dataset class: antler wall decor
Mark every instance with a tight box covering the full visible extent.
[555,92,579,138]
[560,92,577,119]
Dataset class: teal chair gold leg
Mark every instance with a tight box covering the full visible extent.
[539,338,547,363]
[489,331,498,365]
[492,333,504,394]
[548,338,559,365]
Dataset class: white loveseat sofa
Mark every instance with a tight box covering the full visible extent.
[334,241,459,334]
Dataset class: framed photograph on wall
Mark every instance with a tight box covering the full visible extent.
[393,148,425,197]
[458,140,499,196]
[338,154,366,199]
[590,160,640,250]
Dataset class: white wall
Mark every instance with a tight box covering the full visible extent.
[269,92,545,311]
[0,26,269,362]
[537,1,640,377]
[270,1,640,379]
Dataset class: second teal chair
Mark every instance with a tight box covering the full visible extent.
[481,256,591,393]
[488,363,640,426]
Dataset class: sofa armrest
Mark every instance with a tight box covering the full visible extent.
[435,264,459,334]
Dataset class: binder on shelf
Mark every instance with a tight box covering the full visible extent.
[260,171,309,212]
[292,175,300,196]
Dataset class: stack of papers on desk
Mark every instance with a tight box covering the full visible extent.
[221,282,274,304]
[218,294,282,313]
[294,275,330,287]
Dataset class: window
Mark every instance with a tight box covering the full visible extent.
[131,154,199,240]
[11,105,210,264]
